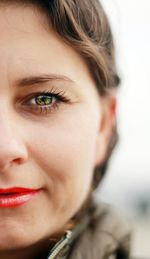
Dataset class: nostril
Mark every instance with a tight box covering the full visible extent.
[0,155,28,172]
[13,157,24,164]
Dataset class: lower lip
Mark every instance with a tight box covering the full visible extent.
[0,191,40,208]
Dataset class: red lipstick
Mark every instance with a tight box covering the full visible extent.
[0,187,41,208]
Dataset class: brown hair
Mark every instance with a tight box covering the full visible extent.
[2,0,120,187]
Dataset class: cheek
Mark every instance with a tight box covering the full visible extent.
[26,107,99,216]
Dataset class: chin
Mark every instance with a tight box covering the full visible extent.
[0,234,30,251]
[0,224,37,251]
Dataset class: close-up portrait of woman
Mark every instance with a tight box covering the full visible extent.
[0,0,132,259]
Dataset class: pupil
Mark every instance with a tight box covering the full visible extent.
[36,96,52,105]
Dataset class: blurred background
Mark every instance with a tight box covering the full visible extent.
[97,0,150,258]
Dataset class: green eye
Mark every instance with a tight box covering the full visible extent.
[22,90,71,116]
[35,95,53,106]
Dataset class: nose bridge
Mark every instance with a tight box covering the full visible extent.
[0,104,28,171]
[0,114,18,151]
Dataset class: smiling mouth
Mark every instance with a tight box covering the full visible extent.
[0,187,41,208]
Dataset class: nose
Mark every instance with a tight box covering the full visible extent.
[0,112,28,172]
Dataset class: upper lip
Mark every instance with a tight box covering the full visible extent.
[0,187,39,194]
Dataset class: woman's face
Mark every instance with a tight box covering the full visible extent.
[0,3,115,253]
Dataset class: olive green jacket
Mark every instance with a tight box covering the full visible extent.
[46,201,131,259]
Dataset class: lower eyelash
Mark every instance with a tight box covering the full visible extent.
[37,102,59,115]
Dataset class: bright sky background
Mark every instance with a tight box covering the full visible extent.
[98,0,150,210]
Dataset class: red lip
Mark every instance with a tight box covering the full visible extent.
[0,187,37,194]
[0,187,41,208]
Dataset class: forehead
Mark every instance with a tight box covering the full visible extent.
[0,3,50,43]
[0,3,96,92]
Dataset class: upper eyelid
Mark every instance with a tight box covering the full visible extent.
[21,90,64,100]
[14,77,80,100]
[22,90,72,105]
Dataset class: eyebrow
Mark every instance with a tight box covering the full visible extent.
[16,74,75,87]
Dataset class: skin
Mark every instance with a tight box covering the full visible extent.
[0,3,116,259]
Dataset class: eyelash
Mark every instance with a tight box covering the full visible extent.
[22,89,71,115]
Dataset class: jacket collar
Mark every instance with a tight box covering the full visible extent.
[46,203,96,259]
[46,230,72,259]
